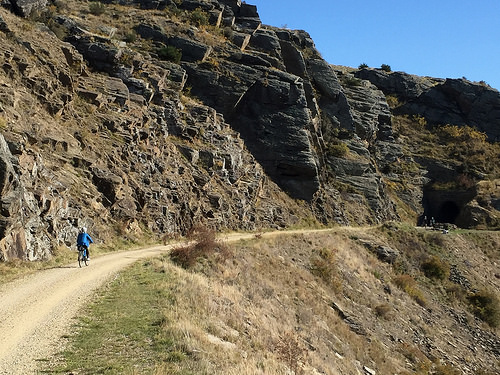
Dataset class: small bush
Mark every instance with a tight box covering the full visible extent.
[421,256,450,280]
[381,64,391,72]
[310,247,342,292]
[437,124,487,144]
[385,94,401,109]
[374,303,391,319]
[326,142,349,158]
[0,117,6,130]
[358,62,369,69]
[89,1,106,16]
[343,76,362,87]
[157,45,182,64]
[124,32,137,43]
[275,332,307,375]
[190,7,209,27]
[170,224,230,269]
[393,274,427,307]
[467,289,500,327]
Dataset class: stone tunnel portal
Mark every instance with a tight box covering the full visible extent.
[422,188,475,228]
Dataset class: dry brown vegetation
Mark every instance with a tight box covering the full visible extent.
[47,225,500,375]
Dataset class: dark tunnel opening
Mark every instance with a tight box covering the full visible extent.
[437,200,461,224]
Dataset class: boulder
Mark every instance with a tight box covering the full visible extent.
[67,35,123,74]
[359,240,400,264]
[250,29,282,59]
[229,51,272,68]
[76,76,130,107]
[0,13,11,33]
[169,36,212,62]
[230,32,251,50]
[135,23,168,43]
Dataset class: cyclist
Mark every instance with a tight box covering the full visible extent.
[77,227,94,260]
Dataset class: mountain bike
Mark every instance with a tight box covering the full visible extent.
[78,245,89,267]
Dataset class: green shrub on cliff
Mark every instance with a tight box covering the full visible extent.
[467,289,500,327]
[381,64,392,72]
[157,45,182,64]
[89,1,105,16]
[190,7,209,27]
[421,256,450,280]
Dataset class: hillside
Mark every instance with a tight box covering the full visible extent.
[35,226,498,375]
[0,0,499,261]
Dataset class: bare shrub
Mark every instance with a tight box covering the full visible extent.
[274,331,307,375]
[170,224,230,269]
[374,303,392,319]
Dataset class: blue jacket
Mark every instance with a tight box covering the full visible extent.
[77,232,94,247]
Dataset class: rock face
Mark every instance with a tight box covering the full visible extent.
[0,1,498,260]
[402,79,500,142]
[8,0,48,17]
[231,71,320,201]
[356,69,500,142]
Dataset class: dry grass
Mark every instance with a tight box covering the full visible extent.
[393,274,428,307]
[43,227,500,374]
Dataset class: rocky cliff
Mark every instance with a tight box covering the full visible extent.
[0,0,499,260]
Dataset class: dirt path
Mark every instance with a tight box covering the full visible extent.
[0,228,346,374]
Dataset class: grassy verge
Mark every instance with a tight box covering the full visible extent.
[43,231,397,375]
[45,257,189,374]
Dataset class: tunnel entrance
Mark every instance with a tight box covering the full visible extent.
[437,200,461,224]
[421,187,475,228]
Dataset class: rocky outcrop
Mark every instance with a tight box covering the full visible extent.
[357,69,500,142]
[355,68,436,101]
[8,0,47,17]
[402,79,500,142]
[231,71,321,201]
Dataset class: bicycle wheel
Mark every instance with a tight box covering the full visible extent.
[83,254,88,266]
[78,252,82,268]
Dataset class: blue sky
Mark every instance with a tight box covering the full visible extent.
[250,0,500,91]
